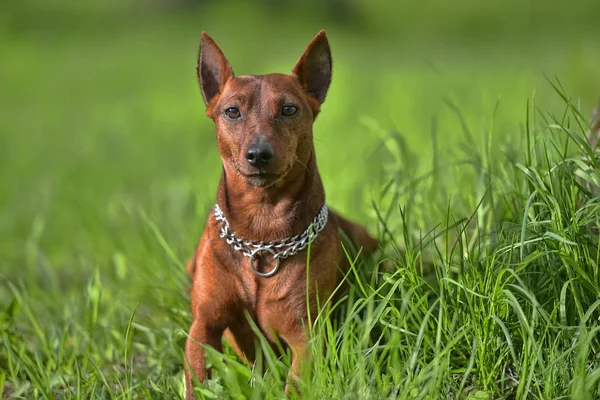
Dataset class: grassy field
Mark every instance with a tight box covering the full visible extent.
[2,1,600,398]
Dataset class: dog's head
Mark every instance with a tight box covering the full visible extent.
[198,31,331,188]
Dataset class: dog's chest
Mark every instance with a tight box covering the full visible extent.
[232,259,310,329]
[235,261,302,304]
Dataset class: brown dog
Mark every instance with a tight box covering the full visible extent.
[184,30,377,399]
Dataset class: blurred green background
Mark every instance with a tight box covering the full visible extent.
[1,0,600,394]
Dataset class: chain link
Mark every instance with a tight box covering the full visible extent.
[214,203,328,262]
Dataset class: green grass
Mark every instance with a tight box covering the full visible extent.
[2,1,600,399]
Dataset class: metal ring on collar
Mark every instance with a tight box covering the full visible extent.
[249,247,280,278]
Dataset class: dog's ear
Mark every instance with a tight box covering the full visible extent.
[292,30,332,105]
[198,32,234,106]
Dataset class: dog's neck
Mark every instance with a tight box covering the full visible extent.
[216,150,325,241]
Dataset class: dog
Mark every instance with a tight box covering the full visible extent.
[184,30,378,399]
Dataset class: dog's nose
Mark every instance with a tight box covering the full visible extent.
[245,141,274,168]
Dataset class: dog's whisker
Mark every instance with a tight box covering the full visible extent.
[295,157,311,176]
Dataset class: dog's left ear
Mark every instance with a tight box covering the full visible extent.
[292,30,332,105]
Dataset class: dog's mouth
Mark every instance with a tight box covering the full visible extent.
[242,171,281,187]
[246,171,279,179]
[233,162,291,188]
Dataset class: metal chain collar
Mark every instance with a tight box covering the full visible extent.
[213,203,329,277]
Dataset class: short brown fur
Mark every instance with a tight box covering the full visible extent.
[184,30,377,399]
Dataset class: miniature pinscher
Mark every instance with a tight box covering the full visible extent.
[184,30,378,399]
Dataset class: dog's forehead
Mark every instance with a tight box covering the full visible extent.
[224,74,305,102]
[259,74,303,93]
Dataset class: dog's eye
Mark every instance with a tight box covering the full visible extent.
[224,107,241,119]
[281,105,298,117]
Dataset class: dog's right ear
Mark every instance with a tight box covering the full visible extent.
[198,32,234,106]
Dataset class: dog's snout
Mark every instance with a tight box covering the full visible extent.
[245,138,274,168]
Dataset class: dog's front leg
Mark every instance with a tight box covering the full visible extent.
[282,330,309,395]
[184,319,223,400]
